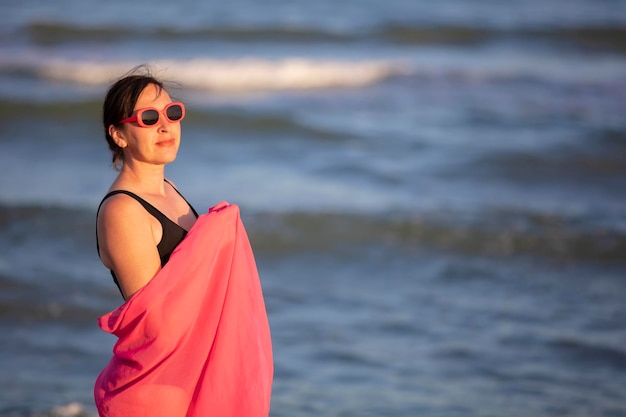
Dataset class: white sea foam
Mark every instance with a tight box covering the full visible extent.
[42,402,94,417]
[6,56,413,92]
[2,49,623,95]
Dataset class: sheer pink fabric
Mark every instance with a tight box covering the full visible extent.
[94,202,273,417]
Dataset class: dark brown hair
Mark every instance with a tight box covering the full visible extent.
[102,66,165,169]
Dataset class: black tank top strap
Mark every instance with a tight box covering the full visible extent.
[164,179,199,217]
[97,190,170,225]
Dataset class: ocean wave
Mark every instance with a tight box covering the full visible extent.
[464,145,626,187]
[0,296,101,325]
[1,49,623,98]
[4,203,622,263]
[0,99,101,123]
[0,402,94,417]
[381,25,626,52]
[22,20,626,52]
[0,99,351,141]
[247,210,626,263]
[549,336,626,369]
[0,56,411,92]
[24,21,351,45]
[0,269,114,326]
[22,21,493,46]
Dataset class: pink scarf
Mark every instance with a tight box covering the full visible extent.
[94,202,273,417]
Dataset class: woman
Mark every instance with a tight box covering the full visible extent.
[95,69,273,417]
[97,71,198,299]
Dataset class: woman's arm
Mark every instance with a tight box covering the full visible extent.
[97,194,162,299]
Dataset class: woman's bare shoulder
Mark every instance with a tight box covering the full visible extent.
[99,192,146,222]
[97,192,156,246]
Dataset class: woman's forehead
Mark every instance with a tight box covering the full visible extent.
[136,83,170,107]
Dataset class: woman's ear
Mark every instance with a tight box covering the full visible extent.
[109,125,128,148]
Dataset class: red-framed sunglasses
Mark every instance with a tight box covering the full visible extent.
[118,102,185,127]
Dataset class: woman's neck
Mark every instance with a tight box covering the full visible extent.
[115,162,167,196]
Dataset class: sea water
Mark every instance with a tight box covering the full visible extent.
[0,0,625,416]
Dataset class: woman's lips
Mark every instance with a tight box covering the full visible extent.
[156,138,176,146]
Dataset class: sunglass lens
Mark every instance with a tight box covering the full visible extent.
[166,104,183,121]
[141,109,160,126]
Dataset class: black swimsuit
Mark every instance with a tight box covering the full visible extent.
[96,181,199,297]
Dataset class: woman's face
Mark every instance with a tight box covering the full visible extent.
[115,83,182,168]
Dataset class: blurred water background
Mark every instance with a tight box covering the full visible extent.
[1,0,626,416]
